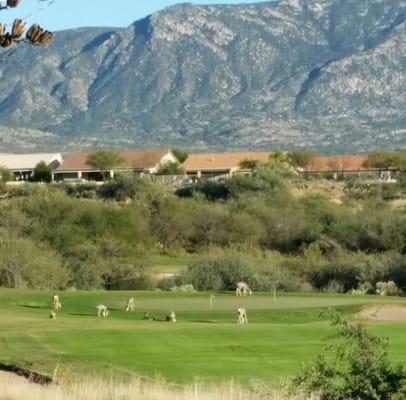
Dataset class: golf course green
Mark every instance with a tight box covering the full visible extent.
[0,289,405,383]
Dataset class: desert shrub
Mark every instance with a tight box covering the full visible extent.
[376,281,399,296]
[186,252,250,291]
[249,266,308,292]
[98,173,144,200]
[293,312,406,400]
[64,183,98,199]
[259,206,314,252]
[292,245,395,294]
[169,284,196,292]
[0,166,13,184]
[0,229,68,289]
[363,150,406,170]
[177,180,231,201]
[345,180,402,200]
[349,282,374,295]
[385,252,406,293]
[157,275,186,291]
[288,149,317,169]
[226,174,265,194]
[148,194,194,251]
[157,161,184,175]
[330,204,406,254]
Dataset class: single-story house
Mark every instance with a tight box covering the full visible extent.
[182,152,272,179]
[53,149,178,182]
[299,155,399,179]
[0,153,62,181]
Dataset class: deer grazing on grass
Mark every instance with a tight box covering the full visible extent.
[236,282,252,297]
[97,304,109,318]
[125,297,135,312]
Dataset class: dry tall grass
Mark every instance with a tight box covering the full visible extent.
[0,372,313,400]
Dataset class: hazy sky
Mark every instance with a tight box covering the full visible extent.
[1,0,271,31]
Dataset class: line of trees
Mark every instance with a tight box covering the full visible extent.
[0,156,404,291]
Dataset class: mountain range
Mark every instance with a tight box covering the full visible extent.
[0,0,405,153]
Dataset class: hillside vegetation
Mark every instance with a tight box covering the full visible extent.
[0,154,405,293]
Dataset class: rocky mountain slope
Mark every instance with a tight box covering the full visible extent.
[0,0,405,153]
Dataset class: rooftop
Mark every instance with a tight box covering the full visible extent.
[57,149,173,172]
[183,152,272,171]
[0,153,62,170]
[304,155,369,172]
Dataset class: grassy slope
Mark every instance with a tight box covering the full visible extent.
[0,290,405,383]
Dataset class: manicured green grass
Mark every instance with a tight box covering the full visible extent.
[0,289,405,383]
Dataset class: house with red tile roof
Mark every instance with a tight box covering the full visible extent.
[298,155,399,179]
[53,149,177,182]
[182,152,272,178]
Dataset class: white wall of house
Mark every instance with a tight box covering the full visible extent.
[148,151,179,173]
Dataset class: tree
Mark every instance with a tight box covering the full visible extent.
[293,312,406,400]
[363,151,396,169]
[0,229,68,289]
[171,148,189,163]
[86,150,125,180]
[269,151,289,163]
[0,166,13,183]
[156,161,184,175]
[288,149,317,169]
[0,1,54,49]
[363,151,406,172]
[32,161,52,183]
[239,159,259,170]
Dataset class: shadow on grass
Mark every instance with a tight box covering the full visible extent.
[67,312,96,317]
[19,304,45,309]
[190,320,219,324]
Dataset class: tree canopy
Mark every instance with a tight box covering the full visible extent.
[32,161,52,183]
[86,150,125,180]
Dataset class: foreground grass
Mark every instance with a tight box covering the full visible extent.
[0,374,310,400]
[0,290,405,384]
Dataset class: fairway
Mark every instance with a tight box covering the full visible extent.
[0,290,405,384]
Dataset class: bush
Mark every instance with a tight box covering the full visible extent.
[0,166,13,184]
[31,161,52,183]
[288,149,317,169]
[157,161,184,175]
[64,183,98,199]
[186,252,250,291]
[177,180,230,201]
[0,229,68,289]
[376,281,399,296]
[157,275,185,291]
[293,312,406,400]
[169,284,196,292]
[98,174,143,200]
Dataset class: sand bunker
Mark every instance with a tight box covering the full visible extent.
[0,371,31,385]
[358,304,406,322]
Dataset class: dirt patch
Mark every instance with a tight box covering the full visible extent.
[358,304,406,322]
